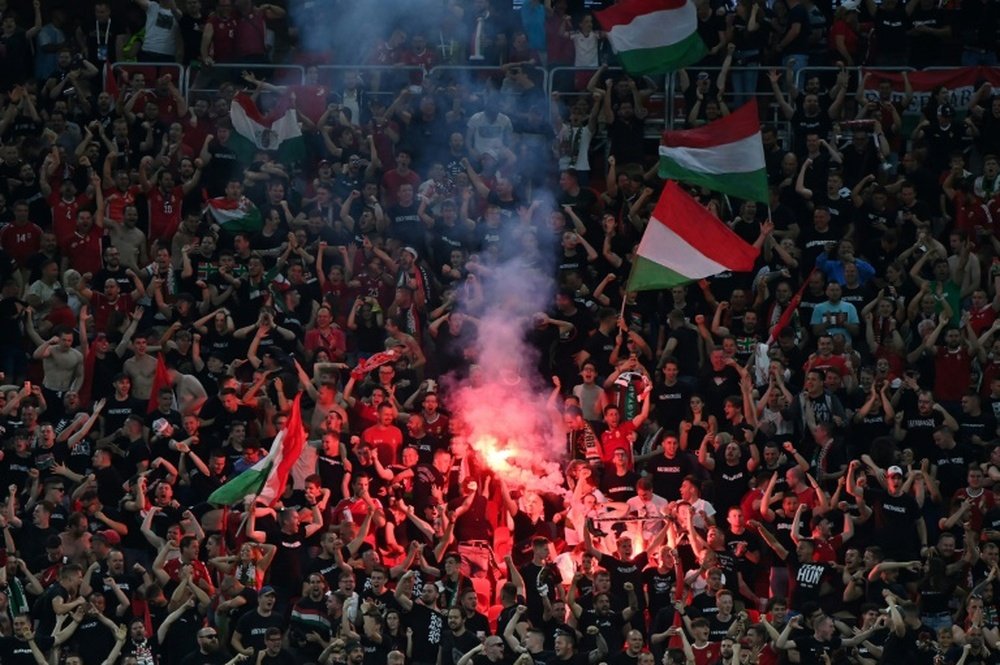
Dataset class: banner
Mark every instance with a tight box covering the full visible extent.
[859,67,1000,115]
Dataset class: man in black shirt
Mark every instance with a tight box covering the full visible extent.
[395,572,445,665]
[231,588,283,656]
[773,612,877,660]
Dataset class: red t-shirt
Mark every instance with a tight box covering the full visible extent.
[207,14,239,62]
[952,488,996,533]
[61,225,105,275]
[163,558,214,590]
[1,222,44,267]
[361,424,403,467]
[49,191,90,243]
[147,186,184,240]
[969,304,998,337]
[104,185,140,224]
[381,169,421,207]
[934,346,973,402]
[601,421,637,466]
[91,292,135,332]
[803,353,848,376]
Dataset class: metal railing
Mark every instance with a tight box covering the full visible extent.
[111,62,186,95]
[184,63,306,102]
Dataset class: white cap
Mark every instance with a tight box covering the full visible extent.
[887,465,904,477]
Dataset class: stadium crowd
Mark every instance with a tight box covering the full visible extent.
[3,0,1000,664]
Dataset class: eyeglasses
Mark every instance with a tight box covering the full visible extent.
[199,634,218,639]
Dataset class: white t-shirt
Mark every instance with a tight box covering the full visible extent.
[142,1,179,56]
[557,124,593,172]
[571,31,600,67]
[466,111,512,155]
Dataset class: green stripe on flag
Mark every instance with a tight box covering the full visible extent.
[616,32,706,75]
[627,255,694,291]
[658,156,769,203]
[207,462,272,506]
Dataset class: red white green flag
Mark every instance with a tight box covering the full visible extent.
[208,394,307,507]
[627,181,760,291]
[596,0,706,76]
[658,99,769,204]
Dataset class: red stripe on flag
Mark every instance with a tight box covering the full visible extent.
[652,181,760,271]
[147,353,172,413]
[661,99,761,149]
[266,394,306,507]
[233,92,294,129]
[768,268,817,343]
[596,0,687,28]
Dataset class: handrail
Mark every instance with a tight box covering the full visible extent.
[111,62,186,96]
[185,63,306,102]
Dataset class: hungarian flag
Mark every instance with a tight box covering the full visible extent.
[659,100,769,204]
[768,269,816,343]
[627,181,760,291]
[229,92,305,165]
[208,394,307,507]
[206,195,264,234]
[146,354,173,413]
[595,0,706,75]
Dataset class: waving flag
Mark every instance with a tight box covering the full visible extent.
[229,92,305,165]
[627,181,760,291]
[659,100,769,203]
[206,195,263,234]
[595,0,706,75]
[208,394,307,507]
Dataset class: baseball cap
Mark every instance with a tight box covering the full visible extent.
[841,0,860,10]
[697,71,710,80]
[259,585,277,597]
[95,529,121,545]
[345,640,363,653]
[402,246,419,260]
[152,418,173,437]
[887,465,904,477]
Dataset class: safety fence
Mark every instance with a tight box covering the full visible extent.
[105,61,994,154]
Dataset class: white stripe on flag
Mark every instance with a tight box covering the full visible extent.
[637,215,729,277]
[659,132,765,175]
[606,5,697,51]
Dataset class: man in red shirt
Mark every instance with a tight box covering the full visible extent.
[1,201,44,268]
[381,150,421,206]
[200,0,239,67]
[80,274,145,333]
[139,156,203,241]
[921,314,978,408]
[61,176,106,275]
[361,402,404,467]
[101,157,141,224]
[600,383,651,466]
[44,175,91,244]
[161,535,215,595]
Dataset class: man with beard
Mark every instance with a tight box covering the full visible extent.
[439,606,480,665]
[395,571,445,665]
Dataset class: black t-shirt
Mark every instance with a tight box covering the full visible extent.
[794,635,842,661]
[0,636,55,665]
[439,628,480,665]
[601,469,639,504]
[647,453,695,501]
[404,602,445,662]
[874,6,910,55]
[788,553,832,610]
[234,610,284,653]
[652,381,690,431]
[867,487,922,558]
[267,525,309,592]
[785,4,812,53]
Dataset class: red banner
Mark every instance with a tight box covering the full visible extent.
[860,67,1000,114]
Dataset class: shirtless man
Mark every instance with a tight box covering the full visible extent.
[123,332,158,401]
[29,325,84,418]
